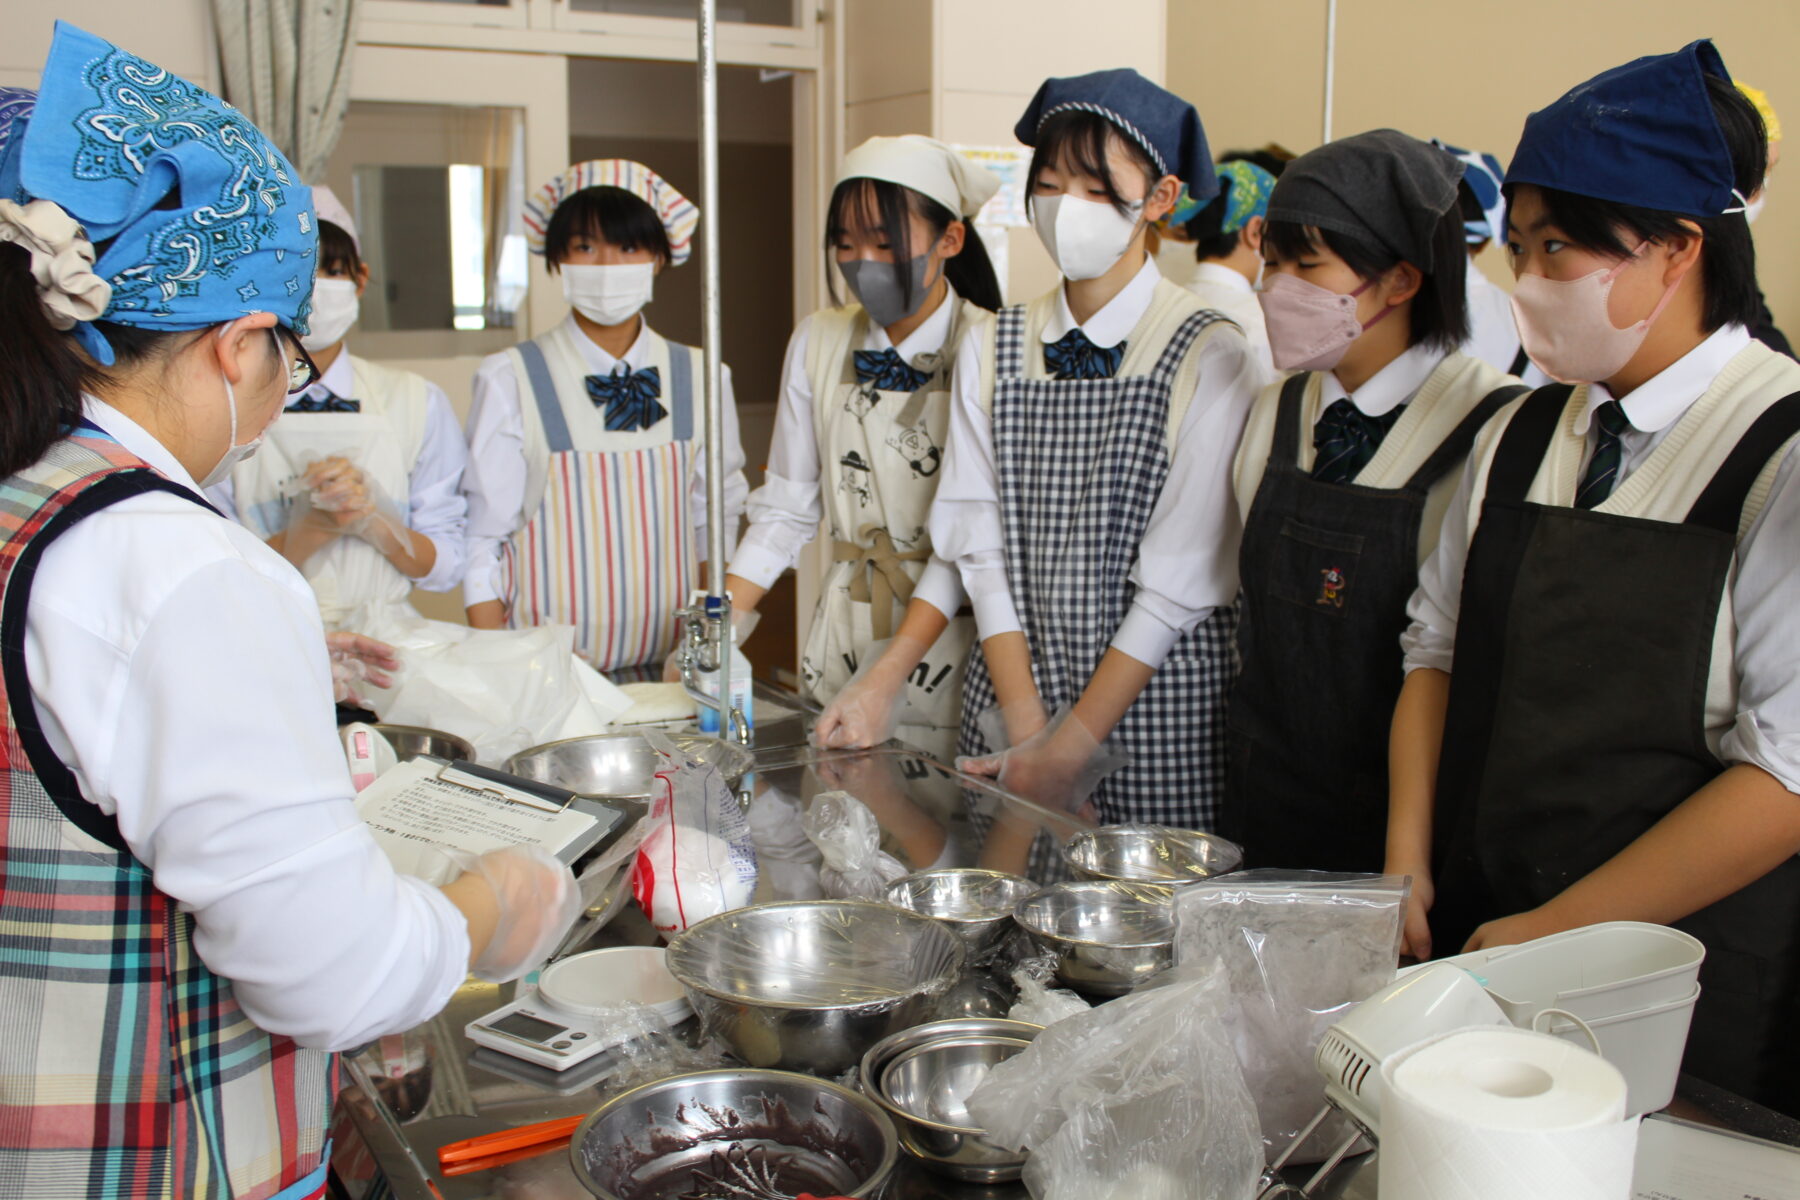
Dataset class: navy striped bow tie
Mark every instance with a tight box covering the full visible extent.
[1312,398,1405,485]
[853,347,932,394]
[1044,328,1125,380]
[286,390,360,413]
[586,365,666,432]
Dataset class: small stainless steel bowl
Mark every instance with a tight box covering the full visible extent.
[884,869,1036,957]
[1013,882,1178,997]
[569,1068,898,1200]
[857,1017,1044,1097]
[873,1035,1032,1183]
[666,900,968,1076]
[504,732,751,799]
[369,723,475,764]
[1063,824,1244,884]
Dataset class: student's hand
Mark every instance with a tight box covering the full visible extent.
[304,456,375,527]
[1390,863,1435,960]
[326,631,400,704]
[1464,903,1571,954]
[814,638,918,750]
[958,708,1127,815]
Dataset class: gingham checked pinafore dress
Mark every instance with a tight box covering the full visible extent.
[957,285,1239,829]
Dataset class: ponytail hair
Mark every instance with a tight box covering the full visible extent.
[826,177,1005,314]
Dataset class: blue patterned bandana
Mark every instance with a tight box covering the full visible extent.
[1,23,315,363]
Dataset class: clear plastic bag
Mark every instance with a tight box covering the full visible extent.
[965,965,1263,1200]
[1172,870,1409,1164]
[802,790,909,899]
[629,734,760,937]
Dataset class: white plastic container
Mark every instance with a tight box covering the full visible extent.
[1540,984,1701,1116]
[1474,922,1705,1024]
[537,945,691,1025]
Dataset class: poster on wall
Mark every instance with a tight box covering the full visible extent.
[953,145,1032,227]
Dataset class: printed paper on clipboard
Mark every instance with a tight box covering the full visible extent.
[355,758,627,882]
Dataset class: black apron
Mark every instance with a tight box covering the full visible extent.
[1225,374,1523,870]
[1432,384,1800,1115]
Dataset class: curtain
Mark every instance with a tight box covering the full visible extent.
[211,0,361,183]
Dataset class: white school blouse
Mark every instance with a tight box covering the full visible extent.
[462,315,749,607]
[931,256,1269,669]
[730,286,966,618]
[24,399,470,1051]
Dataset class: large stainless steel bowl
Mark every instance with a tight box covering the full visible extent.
[569,1068,898,1200]
[857,1017,1045,1093]
[1013,882,1177,997]
[1063,824,1244,884]
[883,869,1036,958]
[666,901,967,1076]
[504,732,751,799]
[874,1035,1033,1183]
[369,723,475,764]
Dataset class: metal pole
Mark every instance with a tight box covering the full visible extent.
[1321,0,1338,144]
[697,0,731,729]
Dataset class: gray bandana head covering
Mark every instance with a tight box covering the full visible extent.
[1265,129,1463,269]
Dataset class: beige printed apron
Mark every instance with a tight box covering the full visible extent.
[798,301,978,733]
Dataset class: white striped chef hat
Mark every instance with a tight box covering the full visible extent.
[523,159,699,266]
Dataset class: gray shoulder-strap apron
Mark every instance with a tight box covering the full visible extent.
[1224,374,1525,871]
[956,303,1236,830]
[1431,384,1800,1114]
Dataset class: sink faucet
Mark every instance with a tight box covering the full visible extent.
[673,596,750,745]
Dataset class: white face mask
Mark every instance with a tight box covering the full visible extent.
[199,328,273,490]
[561,262,656,326]
[1031,193,1144,282]
[301,278,360,352]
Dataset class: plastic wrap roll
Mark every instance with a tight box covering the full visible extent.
[1377,1027,1639,1200]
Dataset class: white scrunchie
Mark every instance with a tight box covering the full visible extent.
[0,198,111,331]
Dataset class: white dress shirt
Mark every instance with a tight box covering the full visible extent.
[26,400,470,1051]
[932,256,1267,668]
[731,290,966,617]
[1404,325,1800,792]
[209,350,471,592]
[1323,341,1443,418]
[1462,265,1524,375]
[1186,260,1274,376]
[462,316,749,606]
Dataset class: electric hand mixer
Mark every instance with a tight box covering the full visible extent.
[1255,921,1705,1198]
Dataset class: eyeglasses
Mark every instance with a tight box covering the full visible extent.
[272,325,322,396]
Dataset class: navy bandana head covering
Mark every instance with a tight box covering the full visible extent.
[1015,68,1218,207]
[0,22,316,363]
[1505,40,1742,220]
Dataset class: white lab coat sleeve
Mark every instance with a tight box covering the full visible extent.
[733,320,823,588]
[930,327,1020,640]
[25,532,468,1052]
[691,363,749,562]
[1719,445,1800,795]
[1110,330,1263,668]
[461,354,528,607]
[406,383,471,592]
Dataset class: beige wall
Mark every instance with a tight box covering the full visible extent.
[1168,0,1800,326]
[1,1,216,89]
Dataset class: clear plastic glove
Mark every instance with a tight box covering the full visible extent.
[326,630,400,705]
[291,455,416,559]
[812,635,922,750]
[444,845,582,983]
[958,707,1129,814]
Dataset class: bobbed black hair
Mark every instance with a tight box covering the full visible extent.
[1263,206,1471,353]
[1025,110,1161,219]
[1502,73,1766,334]
[544,185,672,271]
[319,219,363,278]
[1187,149,1290,262]
[826,177,1003,313]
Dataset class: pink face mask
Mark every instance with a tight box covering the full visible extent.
[1510,245,1683,384]
[1258,273,1400,372]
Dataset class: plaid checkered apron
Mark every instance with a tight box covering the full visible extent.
[0,428,335,1199]
[958,306,1239,830]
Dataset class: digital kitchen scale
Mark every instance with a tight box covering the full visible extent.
[465,945,691,1071]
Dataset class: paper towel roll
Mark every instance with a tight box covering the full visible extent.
[1377,1026,1639,1200]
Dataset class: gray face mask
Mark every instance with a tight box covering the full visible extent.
[840,252,934,329]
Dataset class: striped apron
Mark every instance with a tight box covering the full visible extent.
[958,292,1239,830]
[500,326,699,672]
[0,426,335,1199]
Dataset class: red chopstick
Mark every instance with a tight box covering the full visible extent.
[437,1114,585,1168]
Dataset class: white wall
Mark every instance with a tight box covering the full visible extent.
[1,1,217,90]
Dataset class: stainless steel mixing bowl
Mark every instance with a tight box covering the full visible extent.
[369,723,475,764]
[873,1035,1033,1183]
[666,901,967,1076]
[504,732,751,798]
[569,1068,898,1200]
[857,1017,1045,1094]
[1012,882,1178,996]
[1063,824,1244,884]
[883,869,1036,957]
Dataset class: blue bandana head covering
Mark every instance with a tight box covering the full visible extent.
[1214,160,1277,234]
[1505,40,1743,220]
[1015,68,1218,206]
[0,87,33,171]
[0,22,315,363]
[1432,139,1507,245]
